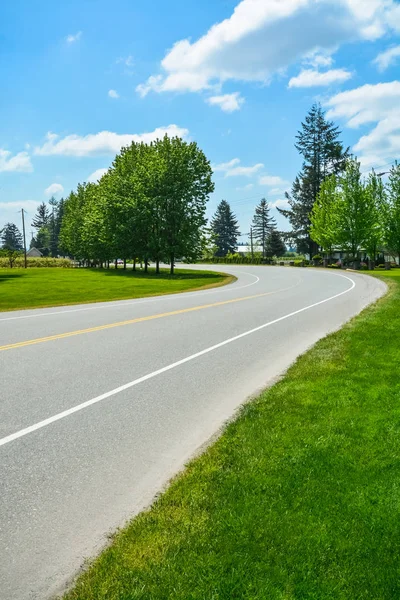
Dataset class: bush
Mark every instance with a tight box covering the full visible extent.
[327,264,341,269]
[312,254,322,261]
[0,257,72,268]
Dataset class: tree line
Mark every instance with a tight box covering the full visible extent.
[311,159,400,263]
[59,135,213,275]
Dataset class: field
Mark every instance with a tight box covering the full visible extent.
[0,268,232,312]
[64,271,400,600]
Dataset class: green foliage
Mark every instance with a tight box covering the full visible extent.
[310,174,339,255]
[383,162,400,261]
[266,229,286,258]
[210,200,240,256]
[1,222,23,250]
[0,257,71,268]
[251,198,276,257]
[278,103,349,256]
[59,136,214,275]
[31,201,50,230]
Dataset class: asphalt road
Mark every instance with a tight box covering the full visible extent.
[0,266,386,600]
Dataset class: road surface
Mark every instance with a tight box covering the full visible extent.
[0,266,386,599]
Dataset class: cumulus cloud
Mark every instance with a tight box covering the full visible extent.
[236,183,254,191]
[0,149,33,173]
[206,92,244,112]
[34,125,189,157]
[45,183,64,197]
[0,200,40,227]
[288,67,352,87]
[136,0,400,99]
[66,31,82,43]
[87,168,108,182]
[269,198,290,209]
[259,174,288,186]
[214,158,263,177]
[373,45,400,71]
[108,89,119,99]
[326,80,400,167]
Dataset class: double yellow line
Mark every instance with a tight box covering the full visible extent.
[0,290,280,353]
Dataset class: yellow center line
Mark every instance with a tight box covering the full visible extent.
[0,285,296,353]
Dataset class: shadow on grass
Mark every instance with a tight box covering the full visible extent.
[90,268,224,281]
[0,273,24,283]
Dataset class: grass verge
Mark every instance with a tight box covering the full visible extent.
[65,272,399,600]
[0,268,233,311]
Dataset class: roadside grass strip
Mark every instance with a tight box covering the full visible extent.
[65,272,400,600]
[0,268,231,312]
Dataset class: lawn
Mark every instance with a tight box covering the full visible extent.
[64,271,400,600]
[0,268,232,311]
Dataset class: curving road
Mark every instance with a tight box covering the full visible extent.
[0,266,386,599]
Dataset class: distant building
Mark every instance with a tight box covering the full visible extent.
[27,247,43,258]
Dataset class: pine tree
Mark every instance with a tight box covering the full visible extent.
[31,202,50,230]
[266,230,286,258]
[211,200,240,256]
[0,222,23,250]
[278,103,349,257]
[251,199,276,258]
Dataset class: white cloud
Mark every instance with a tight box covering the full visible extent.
[305,51,334,68]
[269,198,290,209]
[268,187,285,196]
[288,67,352,87]
[108,89,119,99]
[87,168,108,182]
[326,80,400,167]
[34,125,189,157]
[206,92,244,112]
[0,149,33,173]
[259,174,288,186]
[373,45,400,71]
[236,183,254,191]
[0,200,41,228]
[136,0,400,99]
[117,55,134,68]
[214,158,263,177]
[45,183,64,197]
[66,31,82,44]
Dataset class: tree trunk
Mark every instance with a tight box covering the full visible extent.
[133,259,136,271]
[107,260,110,269]
[115,259,118,269]
[156,259,160,274]
[170,253,175,275]
[144,257,148,273]
[123,258,126,270]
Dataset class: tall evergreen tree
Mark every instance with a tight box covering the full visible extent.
[32,202,50,230]
[211,200,240,256]
[266,230,286,258]
[251,198,276,258]
[0,222,23,250]
[278,103,349,256]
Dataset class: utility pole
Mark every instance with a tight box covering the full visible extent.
[250,227,254,260]
[21,208,27,268]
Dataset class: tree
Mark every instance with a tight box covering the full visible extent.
[32,202,50,230]
[364,171,385,262]
[151,135,214,274]
[252,199,276,258]
[384,162,400,262]
[266,230,286,258]
[0,222,23,267]
[310,174,339,256]
[278,103,349,256]
[335,159,376,259]
[211,200,240,257]
[35,227,51,256]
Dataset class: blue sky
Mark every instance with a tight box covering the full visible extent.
[1,0,400,244]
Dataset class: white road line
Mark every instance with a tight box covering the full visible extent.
[0,271,260,323]
[0,274,355,449]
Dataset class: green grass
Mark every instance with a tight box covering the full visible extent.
[64,271,400,600]
[0,268,232,311]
